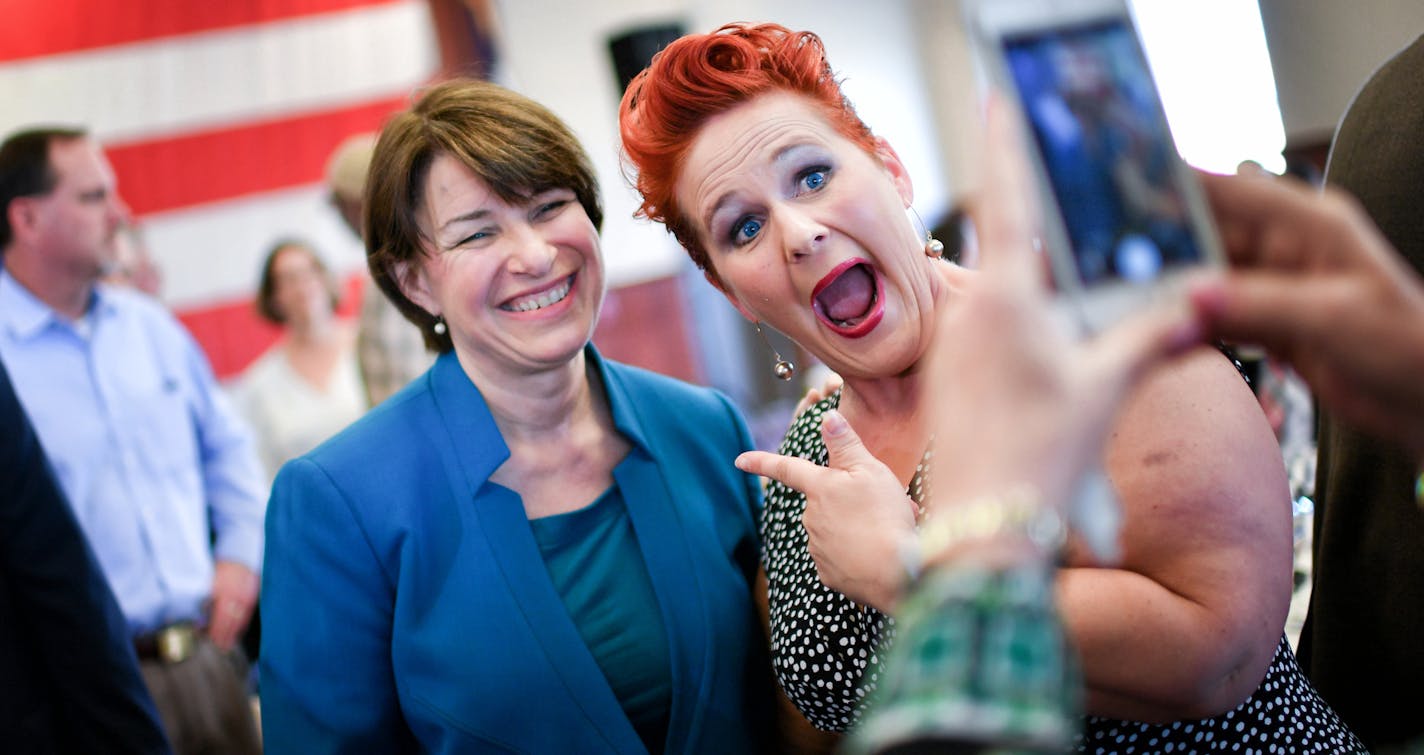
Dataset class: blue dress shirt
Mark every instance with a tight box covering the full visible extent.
[0,270,267,635]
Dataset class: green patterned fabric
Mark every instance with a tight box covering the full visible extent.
[845,563,1079,755]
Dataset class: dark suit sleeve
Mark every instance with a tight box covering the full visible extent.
[0,359,172,754]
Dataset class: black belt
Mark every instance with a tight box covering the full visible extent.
[134,622,199,664]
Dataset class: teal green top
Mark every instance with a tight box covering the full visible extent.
[530,482,671,753]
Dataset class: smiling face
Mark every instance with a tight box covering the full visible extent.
[398,152,604,379]
[675,92,942,379]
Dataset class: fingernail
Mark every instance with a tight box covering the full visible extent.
[734,453,752,472]
[822,409,848,437]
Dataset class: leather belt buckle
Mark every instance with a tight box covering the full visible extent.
[156,623,197,664]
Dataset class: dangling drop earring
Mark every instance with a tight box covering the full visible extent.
[909,206,945,259]
[432,317,447,335]
[754,322,796,381]
[924,232,945,259]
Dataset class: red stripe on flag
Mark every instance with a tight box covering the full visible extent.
[177,300,283,381]
[0,0,400,64]
[106,96,410,217]
[177,272,366,379]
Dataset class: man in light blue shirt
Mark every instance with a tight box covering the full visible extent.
[0,126,265,753]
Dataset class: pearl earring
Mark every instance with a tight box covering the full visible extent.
[754,322,795,381]
[925,234,945,259]
[909,205,945,259]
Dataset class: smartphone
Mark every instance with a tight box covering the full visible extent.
[966,0,1223,333]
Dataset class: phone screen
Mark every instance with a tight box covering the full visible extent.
[1002,19,1201,287]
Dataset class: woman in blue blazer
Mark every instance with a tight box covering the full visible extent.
[259,79,771,753]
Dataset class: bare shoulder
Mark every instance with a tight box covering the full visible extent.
[1105,346,1290,565]
[1109,347,1273,477]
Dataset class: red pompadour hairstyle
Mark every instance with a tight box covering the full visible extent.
[618,22,878,277]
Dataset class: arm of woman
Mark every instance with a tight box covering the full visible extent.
[260,458,412,753]
[754,566,843,754]
[1056,347,1293,723]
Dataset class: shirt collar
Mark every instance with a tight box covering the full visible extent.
[587,345,654,456]
[0,268,114,341]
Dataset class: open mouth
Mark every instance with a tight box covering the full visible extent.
[500,274,575,313]
[811,260,884,338]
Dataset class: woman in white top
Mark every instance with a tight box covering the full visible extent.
[231,239,366,483]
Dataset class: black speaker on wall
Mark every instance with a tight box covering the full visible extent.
[608,22,686,96]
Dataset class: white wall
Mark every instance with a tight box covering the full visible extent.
[496,0,951,286]
[496,0,683,288]
[685,0,952,220]
[1259,0,1424,142]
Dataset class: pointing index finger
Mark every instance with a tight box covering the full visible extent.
[736,450,830,495]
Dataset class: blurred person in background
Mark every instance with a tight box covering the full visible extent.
[0,125,265,754]
[229,239,365,484]
[326,132,435,406]
[1247,32,1424,752]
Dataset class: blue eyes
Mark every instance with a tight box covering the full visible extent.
[733,218,763,244]
[726,165,830,247]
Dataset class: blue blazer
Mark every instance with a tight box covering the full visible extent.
[260,349,769,754]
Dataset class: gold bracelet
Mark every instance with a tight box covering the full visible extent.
[901,484,1065,580]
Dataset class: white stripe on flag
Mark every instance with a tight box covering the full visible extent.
[145,184,367,310]
[0,0,437,143]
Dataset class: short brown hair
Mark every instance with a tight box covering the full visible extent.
[255,239,338,325]
[0,126,88,250]
[365,78,603,352]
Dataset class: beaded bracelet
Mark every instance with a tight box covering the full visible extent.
[900,484,1066,581]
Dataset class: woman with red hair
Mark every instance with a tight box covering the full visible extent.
[619,22,1360,752]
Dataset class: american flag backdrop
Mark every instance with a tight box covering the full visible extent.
[1,0,703,385]
[0,0,443,378]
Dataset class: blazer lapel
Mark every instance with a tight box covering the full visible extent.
[598,353,714,752]
[427,352,645,753]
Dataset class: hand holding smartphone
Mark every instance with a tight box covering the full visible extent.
[966,0,1223,334]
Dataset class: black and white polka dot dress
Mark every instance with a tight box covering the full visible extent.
[1078,636,1363,753]
[762,392,894,732]
[763,391,1365,752]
